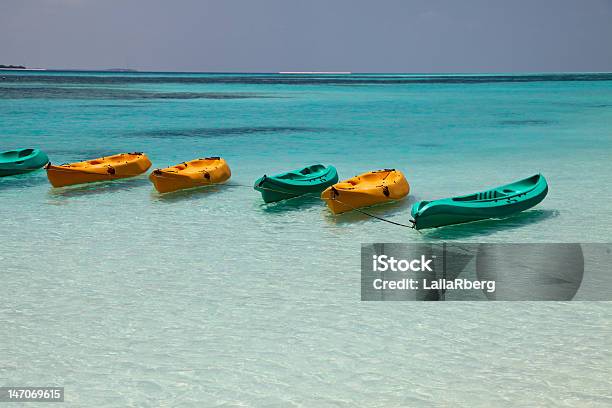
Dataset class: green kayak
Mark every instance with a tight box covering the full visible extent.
[411,174,548,230]
[254,164,339,203]
[0,148,49,177]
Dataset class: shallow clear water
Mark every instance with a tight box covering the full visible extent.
[1,72,611,407]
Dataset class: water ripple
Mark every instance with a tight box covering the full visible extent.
[0,86,276,100]
[2,72,612,86]
[131,126,327,139]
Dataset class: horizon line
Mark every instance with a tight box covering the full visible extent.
[2,68,612,75]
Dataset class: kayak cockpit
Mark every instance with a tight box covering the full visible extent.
[450,174,544,203]
[300,164,326,174]
[1,149,35,160]
[452,189,508,202]
[277,164,329,180]
[18,148,34,158]
[414,200,430,211]
[276,172,302,180]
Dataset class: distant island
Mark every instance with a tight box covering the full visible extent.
[0,64,45,71]
[0,64,26,69]
[1,65,138,72]
[103,68,138,72]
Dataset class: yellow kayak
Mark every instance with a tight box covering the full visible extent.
[46,152,151,187]
[321,169,409,214]
[149,157,231,193]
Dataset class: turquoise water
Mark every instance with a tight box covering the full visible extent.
[1,72,611,406]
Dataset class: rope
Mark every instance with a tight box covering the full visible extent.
[48,164,418,229]
[55,165,419,229]
[323,196,416,229]
[251,180,417,229]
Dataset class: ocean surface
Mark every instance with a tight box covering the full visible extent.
[1,71,611,407]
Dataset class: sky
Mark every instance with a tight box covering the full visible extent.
[1,0,611,73]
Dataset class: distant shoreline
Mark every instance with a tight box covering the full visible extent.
[0,68,46,71]
[1,68,611,76]
[0,65,46,71]
[0,64,26,69]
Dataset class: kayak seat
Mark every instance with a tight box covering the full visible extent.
[335,181,356,189]
[18,149,34,158]
[453,194,478,202]
[299,164,325,175]
[306,164,325,173]
[1,150,19,159]
[416,201,430,211]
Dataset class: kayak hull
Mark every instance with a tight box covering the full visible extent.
[0,148,49,176]
[46,152,151,187]
[149,157,231,193]
[411,174,548,230]
[321,169,409,214]
[254,164,338,203]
